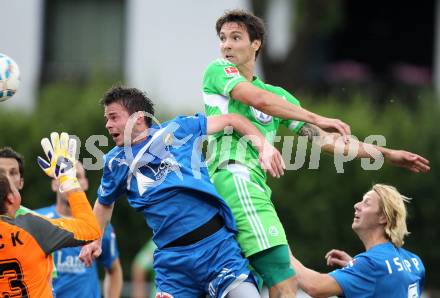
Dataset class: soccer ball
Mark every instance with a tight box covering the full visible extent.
[0,53,20,102]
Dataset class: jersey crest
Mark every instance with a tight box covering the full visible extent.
[250,106,273,124]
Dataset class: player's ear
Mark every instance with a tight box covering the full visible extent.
[252,39,261,52]
[378,213,387,225]
[5,192,14,204]
[136,111,145,125]
[18,177,24,190]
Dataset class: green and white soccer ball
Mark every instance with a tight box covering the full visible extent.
[0,53,20,102]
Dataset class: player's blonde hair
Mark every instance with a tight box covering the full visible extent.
[372,184,411,247]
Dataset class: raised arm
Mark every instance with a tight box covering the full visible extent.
[207,114,285,178]
[33,132,101,252]
[298,123,430,173]
[231,82,351,138]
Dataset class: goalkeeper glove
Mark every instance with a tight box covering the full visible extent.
[37,132,80,193]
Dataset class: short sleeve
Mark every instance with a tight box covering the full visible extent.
[203,59,247,97]
[174,113,207,137]
[278,88,305,133]
[329,256,376,297]
[98,224,119,269]
[97,151,128,206]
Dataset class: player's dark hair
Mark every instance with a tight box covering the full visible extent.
[0,147,24,178]
[216,9,266,58]
[100,86,155,127]
[0,172,11,214]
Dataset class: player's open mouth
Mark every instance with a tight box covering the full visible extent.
[110,133,120,139]
[225,55,234,60]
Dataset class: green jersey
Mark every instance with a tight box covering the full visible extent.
[203,58,304,178]
[15,205,36,216]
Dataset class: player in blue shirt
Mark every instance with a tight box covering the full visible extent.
[291,184,425,298]
[37,161,123,298]
[79,86,286,298]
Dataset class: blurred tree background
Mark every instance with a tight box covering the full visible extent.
[1,82,438,287]
[1,0,439,292]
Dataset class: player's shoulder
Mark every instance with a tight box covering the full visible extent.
[347,250,379,272]
[204,58,237,75]
[398,247,423,264]
[172,113,205,123]
[103,146,125,168]
[170,113,207,134]
[207,58,235,68]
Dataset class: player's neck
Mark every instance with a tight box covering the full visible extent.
[238,60,256,82]
[358,230,388,251]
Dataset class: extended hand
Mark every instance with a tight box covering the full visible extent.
[259,143,285,178]
[325,249,353,267]
[79,240,102,267]
[315,117,351,142]
[387,150,430,173]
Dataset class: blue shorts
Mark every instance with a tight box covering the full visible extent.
[154,227,257,298]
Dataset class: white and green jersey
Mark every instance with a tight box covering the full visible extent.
[202,58,304,178]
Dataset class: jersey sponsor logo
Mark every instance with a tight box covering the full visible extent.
[135,157,181,195]
[250,106,273,124]
[124,123,190,195]
[223,66,239,77]
[55,251,86,274]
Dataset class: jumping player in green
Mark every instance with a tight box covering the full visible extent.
[203,10,430,298]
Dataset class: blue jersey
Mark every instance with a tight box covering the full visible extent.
[97,114,236,248]
[36,205,119,298]
[329,242,425,298]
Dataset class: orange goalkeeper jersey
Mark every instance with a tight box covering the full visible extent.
[0,191,101,298]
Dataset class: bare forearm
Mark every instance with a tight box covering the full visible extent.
[291,255,342,297]
[299,123,388,159]
[259,93,318,124]
[233,85,318,124]
[228,114,270,151]
[93,200,114,236]
[319,133,391,159]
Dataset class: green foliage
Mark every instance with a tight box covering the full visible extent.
[1,85,439,286]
